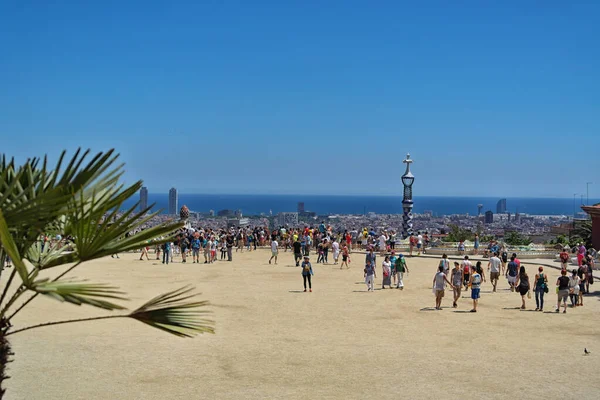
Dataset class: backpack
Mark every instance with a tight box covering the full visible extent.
[303,263,311,273]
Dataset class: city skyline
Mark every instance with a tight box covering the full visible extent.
[1,2,598,197]
[168,187,178,215]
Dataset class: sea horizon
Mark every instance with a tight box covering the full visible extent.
[125,193,599,217]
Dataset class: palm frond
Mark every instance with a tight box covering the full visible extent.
[32,279,128,310]
[129,286,214,338]
[0,209,30,285]
[25,239,78,270]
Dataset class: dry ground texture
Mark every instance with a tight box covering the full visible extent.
[4,249,600,400]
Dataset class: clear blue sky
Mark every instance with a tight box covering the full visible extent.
[1,1,598,198]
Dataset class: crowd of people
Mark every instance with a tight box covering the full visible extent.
[430,250,596,313]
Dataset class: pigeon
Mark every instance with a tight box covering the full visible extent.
[584,348,590,355]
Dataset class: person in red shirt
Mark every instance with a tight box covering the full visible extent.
[559,247,570,270]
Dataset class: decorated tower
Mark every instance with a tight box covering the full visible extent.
[180,205,190,229]
[401,153,415,238]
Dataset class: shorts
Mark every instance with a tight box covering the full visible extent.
[453,286,462,296]
[507,275,517,284]
[192,249,199,256]
[463,274,470,284]
[490,271,500,281]
[558,289,569,302]
[417,244,422,249]
[210,250,216,257]
[294,252,302,259]
[435,289,444,297]
[471,288,480,299]
[342,255,348,261]
[357,240,362,245]
[272,251,278,257]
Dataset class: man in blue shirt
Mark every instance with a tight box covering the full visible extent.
[191,236,201,263]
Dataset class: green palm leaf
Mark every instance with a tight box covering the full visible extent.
[32,279,128,310]
[129,286,214,338]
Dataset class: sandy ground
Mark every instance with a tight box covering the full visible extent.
[3,248,600,400]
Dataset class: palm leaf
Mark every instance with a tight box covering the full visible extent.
[32,279,128,310]
[25,239,78,270]
[129,286,214,338]
[0,209,30,285]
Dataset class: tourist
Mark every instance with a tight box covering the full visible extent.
[366,247,376,267]
[190,236,200,263]
[506,256,519,292]
[417,232,423,255]
[389,252,398,285]
[559,247,570,270]
[451,261,463,308]
[409,234,416,256]
[220,240,227,260]
[269,238,279,265]
[301,256,313,292]
[379,233,388,256]
[439,254,450,274]
[458,240,465,256]
[512,253,521,268]
[332,238,340,264]
[468,264,484,312]
[340,244,350,269]
[577,262,587,305]
[514,266,530,310]
[432,265,453,310]
[226,234,234,261]
[364,259,376,292]
[583,260,593,293]
[139,242,150,261]
[556,269,570,313]
[382,256,392,289]
[204,236,213,264]
[390,230,397,250]
[488,252,502,292]
[500,248,508,274]
[292,236,302,266]
[394,254,408,289]
[473,233,480,255]
[577,243,586,266]
[569,269,581,307]
[180,235,190,263]
[461,256,472,291]
[533,266,548,312]
[162,241,171,265]
[210,237,217,263]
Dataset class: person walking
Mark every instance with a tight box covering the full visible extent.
[340,244,350,269]
[382,256,392,289]
[292,237,302,267]
[569,269,581,307]
[506,256,519,292]
[473,234,480,255]
[226,235,234,262]
[301,256,313,292]
[389,252,397,285]
[556,269,570,313]
[162,241,171,265]
[461,256,472,291]
[488,252,502,292]
[451,261,464,308]
[394,254,408,289]
[364,259,376,292]
[468,264,484,312]
[514,266,530,310]
[432,265,453,310]
[534,266,548,311]
[559,247,570,270]
[332,239,340,264]
[439,254,450,274]
[269,238,279,265]
[191,236,201,263]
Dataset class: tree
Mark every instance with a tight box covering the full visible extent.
[0,149,214,398]
[503,231,532,246]
[572,220,592,247]
[446,224,474,242]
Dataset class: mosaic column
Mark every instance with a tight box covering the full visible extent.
[401,154,415,238]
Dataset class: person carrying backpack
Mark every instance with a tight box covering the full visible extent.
[301,256,314,292]
[394,254,409,289]
[534,266,548,311]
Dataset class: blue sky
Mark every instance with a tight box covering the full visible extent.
[1,1,598,197]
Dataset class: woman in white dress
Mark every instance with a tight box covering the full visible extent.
[382,256,392,289]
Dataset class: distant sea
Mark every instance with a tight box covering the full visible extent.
[123,194,599,217]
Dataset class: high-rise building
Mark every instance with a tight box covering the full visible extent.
[496,198,507,214]
[277,212,299,227]
[485,210,494,224]
[139,187,148,212]
[297,202,305,213]
[477,204,483,216]
[168,187,178,215]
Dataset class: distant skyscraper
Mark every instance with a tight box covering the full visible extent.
[477,204,483,216]
[297,202,305,213]
[140,187,148,212]
[485,210,494,224]
[168,187,178,215]
[496,199,507,214]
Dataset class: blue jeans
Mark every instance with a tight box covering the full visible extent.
[535,287,544,309]
[162,250,169,264]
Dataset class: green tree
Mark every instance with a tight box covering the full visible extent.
[503,231,532,246]
[572,220,592,247]
[446,224,474,242]
[0,150,214,398]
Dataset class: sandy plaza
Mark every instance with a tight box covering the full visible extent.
[4,248,599,400]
